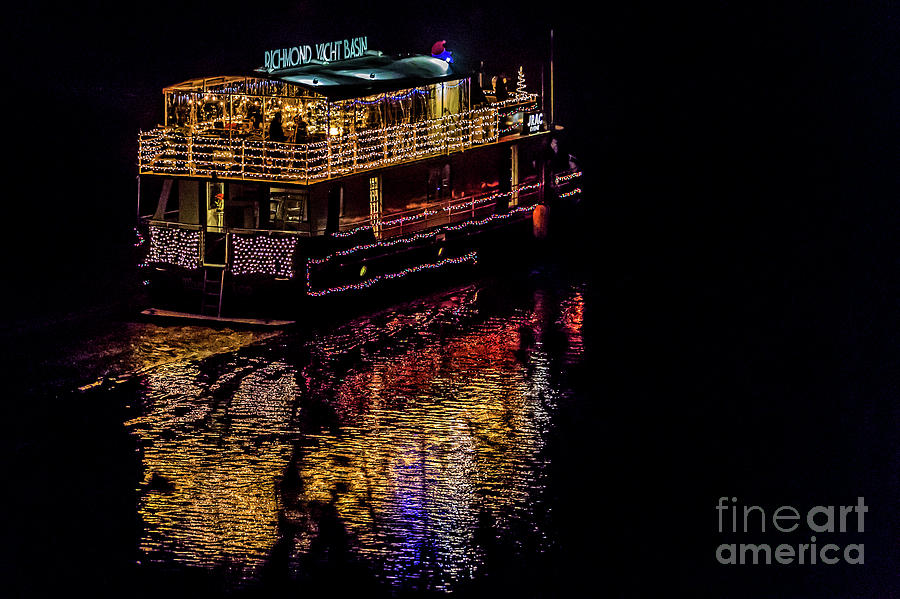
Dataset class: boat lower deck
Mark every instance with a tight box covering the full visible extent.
[140,308,295,327]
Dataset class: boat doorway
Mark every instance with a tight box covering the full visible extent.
[203,181,227,266]
[202,231,227,266]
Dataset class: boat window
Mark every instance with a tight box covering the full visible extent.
[427,163,452,203]
[269,187,308,230]
[225,183,261,229]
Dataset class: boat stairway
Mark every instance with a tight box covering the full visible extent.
[201,265,226,317]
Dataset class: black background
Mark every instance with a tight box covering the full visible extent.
[4,1,897,596]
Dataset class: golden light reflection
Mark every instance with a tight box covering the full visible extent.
[129,359,299,585]
[76,323,278,391]
[126,284,586,591]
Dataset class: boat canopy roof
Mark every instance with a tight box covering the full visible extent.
[254,53,470,100]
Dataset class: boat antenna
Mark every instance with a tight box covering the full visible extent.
[549,28,555,125]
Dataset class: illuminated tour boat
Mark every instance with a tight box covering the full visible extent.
[137,36,581,320]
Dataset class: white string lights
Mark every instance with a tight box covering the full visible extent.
[140,105,503,183]
[554,171,582,184]
[140,72,559,293]
[230,234,298,277]
[143,226,201,270]
[139,176,572,284]
[140,182,543,275]
[516,66,527,95]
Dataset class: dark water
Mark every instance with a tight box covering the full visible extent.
[128,276,585,594]
[5,259,598,597]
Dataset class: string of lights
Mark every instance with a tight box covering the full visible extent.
[140,106,502,182]
[142,189,544,277]
[165,78,314,104]
[143,226,201,270]
[558,188,582,199]
[516,66,527,95]
[554,171,582,184]
[493,101,539,135]
[230,234,298,277]
[348,87,429,106]
[312,201,539,266]
[166,78,476,107]
[331,182,542,238]
[306,252,479,297]
[494,93,539,108]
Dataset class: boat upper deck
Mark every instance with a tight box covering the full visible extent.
[139,52,543,184]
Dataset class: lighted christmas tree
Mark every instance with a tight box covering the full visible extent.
[516,66,526,97]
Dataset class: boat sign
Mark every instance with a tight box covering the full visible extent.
[264,36,369,70]
[523,111,544,134]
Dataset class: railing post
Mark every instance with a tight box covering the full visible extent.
[188,134,194,175]
[224,230,230,270]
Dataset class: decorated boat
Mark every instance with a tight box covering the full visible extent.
[136,36,581,319]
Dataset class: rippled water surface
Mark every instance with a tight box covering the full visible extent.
[93,272,589,593]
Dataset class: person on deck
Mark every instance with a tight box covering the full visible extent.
[292,112,308,143]
[269,111,286,143]
[495,74,509,101]
[247,104,263,134]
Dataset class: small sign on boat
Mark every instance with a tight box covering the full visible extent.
[264,35,369,70]
[523,111,545,134]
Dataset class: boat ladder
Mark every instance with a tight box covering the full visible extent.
[201,265,226,317]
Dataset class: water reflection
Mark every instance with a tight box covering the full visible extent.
[125,280,586,592]
[129,359,299,586]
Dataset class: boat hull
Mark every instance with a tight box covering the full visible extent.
[142,205,546,319]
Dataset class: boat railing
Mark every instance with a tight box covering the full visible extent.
[143,219,202,231]
[139,106,501,183]
[142,218,312,236]
[143,176,543,241]
[334,179,544,240]
[141,179,544,273]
